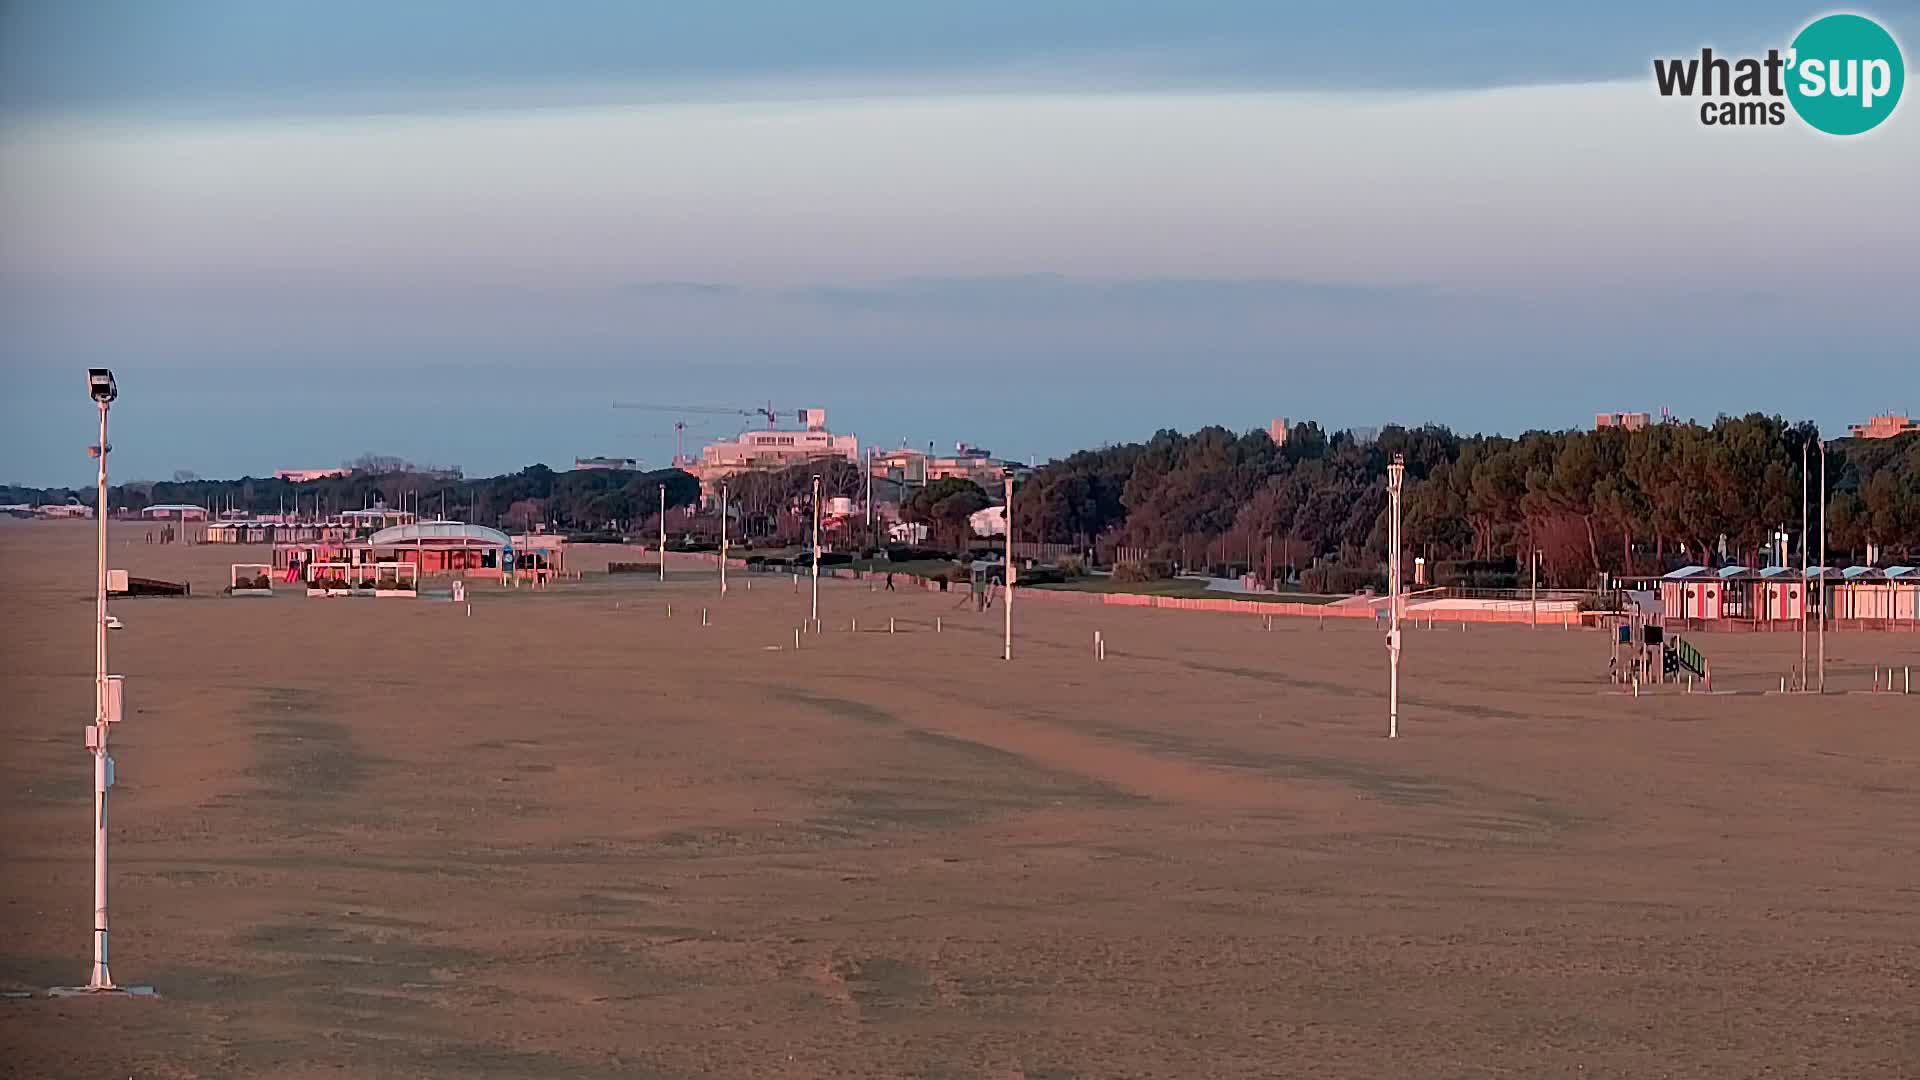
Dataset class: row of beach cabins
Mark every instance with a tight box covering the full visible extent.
[1649,564,1920,628]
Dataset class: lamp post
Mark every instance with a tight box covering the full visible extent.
[1003,473,1014,662]
[810,474,821,627]
[1818,440,1827,692]
[1801,438,1809,688]
[658,484,666,583]
[1386,454,1404,739]
[54,369,150,996]
[719,481,728,595]
[1530,548,1539,629]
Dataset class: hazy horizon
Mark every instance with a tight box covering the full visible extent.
[4,2,1916,484]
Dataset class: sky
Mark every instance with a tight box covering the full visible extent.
[2,1,1916,485]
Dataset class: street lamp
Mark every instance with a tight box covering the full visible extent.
[1003,473,1014,662]
[1818,440,1827,692]
[1386,454,1405,739]
[719,481,729,595]
[658,484,666,583]
[810,474,821,627]
[53,368,152,997]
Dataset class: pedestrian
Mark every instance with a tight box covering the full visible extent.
[885,572,895,591]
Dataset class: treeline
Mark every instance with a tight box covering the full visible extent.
[79,464,704,532]
[1013,417,1920,587]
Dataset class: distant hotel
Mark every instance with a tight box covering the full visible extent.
[692,408,858,489]
[1594,412,1651,432]
[1848,414,1919,440]
[574,456,640,471]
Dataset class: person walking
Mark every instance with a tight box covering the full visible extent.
[885,572,895,591]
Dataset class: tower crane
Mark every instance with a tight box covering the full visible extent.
[612,401,786,430]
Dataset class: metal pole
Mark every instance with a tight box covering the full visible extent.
[1818,441,1827,692]
[1387,455,1404,738]
[811,474,821,626]
[719,482,728,595]
[1530,548,1538,629]
[1801,439,1808,689]
[92,400,113,989]
[1004,474,1014,661]
[658,484,666,583]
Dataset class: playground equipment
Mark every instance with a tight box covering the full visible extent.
[1607,603,1712,691]
[228,564,273,596]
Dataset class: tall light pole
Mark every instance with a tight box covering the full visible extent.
[1801,438,1809,688]
[1386,454,1405,739]
[719,481,729,595]
[1003,473,1014,662]
[658,484,666,583]
[810,474,821,626]
[1818,440,1827,692]
[1529,548,1539,629]
[55,370,149,996]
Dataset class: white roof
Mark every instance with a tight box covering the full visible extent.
[367,522,511,548]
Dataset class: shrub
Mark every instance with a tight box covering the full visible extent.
[817,551,853,566]
[1112,559,1172,583]
[1299,562,1381,594]
[885,545,955,563]
[1055,555,1088,579]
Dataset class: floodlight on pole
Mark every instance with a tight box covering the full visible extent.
[810,474,821,626]
[53,369,152,997]
[1386,454,1405,739]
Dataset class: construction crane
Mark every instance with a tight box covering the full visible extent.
[612,401,786,431]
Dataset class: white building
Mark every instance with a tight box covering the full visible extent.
[871,442,1017,489]
[694,408,858,487]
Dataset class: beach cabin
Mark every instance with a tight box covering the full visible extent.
[1755,566,1808,622]
[1830,566,1920,621]
[1661,565,1743,621]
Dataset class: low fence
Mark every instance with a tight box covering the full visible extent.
[1667,617,1920,634]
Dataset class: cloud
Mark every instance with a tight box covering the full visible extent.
[2,1,1885,122]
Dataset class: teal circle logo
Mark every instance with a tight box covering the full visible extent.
[1787,14,1904,135]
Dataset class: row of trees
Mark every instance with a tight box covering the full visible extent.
[13,419,1916,585]
[1013,418,1920,586]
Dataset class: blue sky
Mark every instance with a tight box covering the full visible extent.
[2,1,1916,483]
